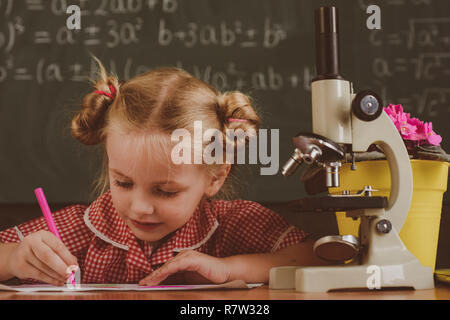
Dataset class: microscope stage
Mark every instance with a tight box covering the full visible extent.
[287,196,388,213]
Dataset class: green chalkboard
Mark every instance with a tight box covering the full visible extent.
[0,0,449,203]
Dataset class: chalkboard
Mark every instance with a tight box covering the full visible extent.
[0,0,449,204]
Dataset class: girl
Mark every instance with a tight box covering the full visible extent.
[0,59,323,286]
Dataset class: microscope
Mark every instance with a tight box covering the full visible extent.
[269,7,434,292]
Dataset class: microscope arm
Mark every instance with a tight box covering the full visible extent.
[351,112,413,231]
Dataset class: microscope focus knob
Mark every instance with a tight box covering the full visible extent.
[352,90,383,122]
[376,219,392,234]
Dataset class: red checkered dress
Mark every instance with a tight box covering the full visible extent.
[0,190,307,284]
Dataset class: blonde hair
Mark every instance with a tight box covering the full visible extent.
[71,57,261,200]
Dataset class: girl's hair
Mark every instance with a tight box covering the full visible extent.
[71,57,261,199]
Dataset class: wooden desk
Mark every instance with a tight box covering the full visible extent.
[0,283,448,300]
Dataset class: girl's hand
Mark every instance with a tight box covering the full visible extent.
[139,250,231,286]
[6,230,78,286]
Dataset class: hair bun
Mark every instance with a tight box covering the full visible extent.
[217,91,261,130]
[216,91,261,153]
[71,57,120,145]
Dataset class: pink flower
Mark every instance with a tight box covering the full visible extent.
[423,122,442,146]
[406,117,426,141]
[383,103,442,146]
[383,104,416,139]
[397,113,417,140]
[384,104,405,117]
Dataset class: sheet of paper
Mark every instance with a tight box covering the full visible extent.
[0,280,263,292]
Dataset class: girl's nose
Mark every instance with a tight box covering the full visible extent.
[130,188,155,216]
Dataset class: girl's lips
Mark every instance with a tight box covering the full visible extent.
[131,219,162,231]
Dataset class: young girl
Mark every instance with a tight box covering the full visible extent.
[0,59,323,286]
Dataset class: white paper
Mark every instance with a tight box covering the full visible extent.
[0,280,263,292]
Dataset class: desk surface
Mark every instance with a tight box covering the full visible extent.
[0,283,448,300]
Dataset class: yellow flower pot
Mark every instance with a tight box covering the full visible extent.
[329,159,449,271]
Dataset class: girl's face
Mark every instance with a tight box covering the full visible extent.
[106,130,217,244]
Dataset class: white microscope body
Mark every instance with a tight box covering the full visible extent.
[269,7,434,292]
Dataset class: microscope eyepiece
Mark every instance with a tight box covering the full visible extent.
[316,6,338,34]
[313,6,343,81]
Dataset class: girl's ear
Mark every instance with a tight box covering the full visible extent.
[204,164,231,198]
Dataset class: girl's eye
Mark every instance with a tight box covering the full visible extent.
[113,180,133,189]
[155,188,179,198]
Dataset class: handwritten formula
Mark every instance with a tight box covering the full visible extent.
[0,0,448,126]
[0,0,449,203]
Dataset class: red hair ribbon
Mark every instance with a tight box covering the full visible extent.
[228,118,249,123]
[94,84,117,99]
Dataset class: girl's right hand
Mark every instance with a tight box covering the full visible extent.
[6,230,78,286]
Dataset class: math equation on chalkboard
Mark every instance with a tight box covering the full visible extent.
[0,0,448,111]
[0,1,449,204]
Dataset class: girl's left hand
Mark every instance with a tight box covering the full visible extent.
[139,250,231,286]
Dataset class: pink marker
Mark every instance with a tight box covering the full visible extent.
[34,187,61,240]
[69,271,76,286]
[34,187,76,286]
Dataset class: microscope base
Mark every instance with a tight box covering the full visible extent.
[270,259,433,293]
[269,217,434,292]
[303,260,432,292]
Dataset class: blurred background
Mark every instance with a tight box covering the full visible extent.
[0,0,448,269]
